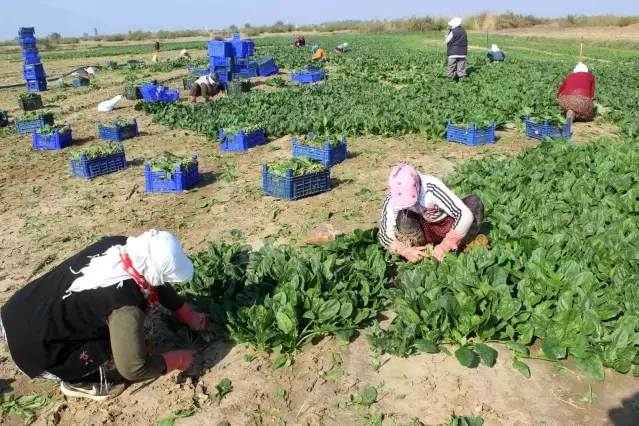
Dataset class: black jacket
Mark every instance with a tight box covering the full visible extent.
[447,27,468,57]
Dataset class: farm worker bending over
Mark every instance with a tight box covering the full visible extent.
[379,164,484,263]
[557,62,596,121]
[487,44,505,62]
[0,230,208,401]
[312,44,327,61]
[179,49,192,61]
[335,42,349,53]
[445,17,468,81]
[190,72,221,103]
[294,36,306,48]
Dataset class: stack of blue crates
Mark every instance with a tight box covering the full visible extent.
[208,33,257,84]
[19,28,47,92]
[18,27,47,92]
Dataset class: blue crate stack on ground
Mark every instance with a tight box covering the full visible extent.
[291,67,326,84]
[219,128,266,152]
[32,124,73,150]
[525,116,572,140]
[446,120,496,146]
[292,134,347,167]
[207,33,273,85]
[70,144,128,179]
[145,155,200,193]
[19,28,47,92]
[262,164,331,201]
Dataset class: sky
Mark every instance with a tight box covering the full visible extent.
[1,0,638,40]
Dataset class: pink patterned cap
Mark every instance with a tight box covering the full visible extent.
[388,163,420,209]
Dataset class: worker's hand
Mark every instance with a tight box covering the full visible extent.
[161,350,196,373]
[175,303,210,332]
[402,246,430,264]
[207,96,216,102]
[432,245,448,262]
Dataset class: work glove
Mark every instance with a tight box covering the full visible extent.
[389,240,429,264]
[161,350,196,374]
[433,230,463,262]
[175,303,209,332]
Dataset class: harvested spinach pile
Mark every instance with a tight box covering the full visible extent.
[297,134,343,148]
[101,118,135,128]
[18,111,52,122]
[175,229,391,352]
[268,157,325,177]
[149,152,196,178]
[69,143,122,161]
[36,124,68,135]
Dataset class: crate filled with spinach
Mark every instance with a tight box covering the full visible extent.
[98,117,139,142]
[219,124,265,152]
[145,152,200,193]
[262,156,331,200]
[32,124,73,150]
[15,111,54,134]
[292,133,347,167]
[18,93,43,112]
[69,143,127,179]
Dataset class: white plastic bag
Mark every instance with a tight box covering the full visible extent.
[85,67,96,75]
[98,95,123,112]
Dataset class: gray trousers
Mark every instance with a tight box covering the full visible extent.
[447,57,467,79]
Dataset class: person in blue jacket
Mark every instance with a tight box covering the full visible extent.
[487,44,505,63]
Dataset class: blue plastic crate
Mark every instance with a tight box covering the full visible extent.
[218,72,232,84]
[292,134,347,167]
[21,47,39,58]
[26,78,47,92]
[210,57,231,68]
[145,155,200,193]
[15,113,54,134]
[236,61,259,77]
[98,118,139,142]
[234,57,249,67]
[0,111,8,128]
[192,68,210,77]
[70,147,127,179]
[21,41,37,50]
[525,116,572,141]
[20,37,37,45]
[19,27,35,38]
[219,128,266,152]
[208,40,232,58]
[230,34,255,57]
[72,77,90,87]
[140,84,180,103]
[23,63,46,80]
[23,52,41,65]
[257,57,278,77]
[262,164,331,201]
[291,67,326,84]
[32,124,73,150]
[446,120,496,146]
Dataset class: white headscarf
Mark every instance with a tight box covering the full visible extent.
[491,44,500,52]
[181,49,187,55]
[448,17,462,29]
[64,230,193,298]
[574,62,588,73]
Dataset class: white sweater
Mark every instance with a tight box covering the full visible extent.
[378,174,474,248]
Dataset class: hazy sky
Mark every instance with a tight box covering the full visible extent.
[1,0,636,40]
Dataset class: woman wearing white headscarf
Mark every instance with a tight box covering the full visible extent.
[487,44,505,62]
[557,62,596,120]
[445,17,468,80]
[0,230,208,401]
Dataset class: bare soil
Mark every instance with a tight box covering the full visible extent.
[0,38,633,426]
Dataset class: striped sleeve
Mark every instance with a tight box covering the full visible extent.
[378,193,397,248]
[425,178,474,239]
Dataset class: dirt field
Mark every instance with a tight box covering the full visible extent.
[0,36,635,426]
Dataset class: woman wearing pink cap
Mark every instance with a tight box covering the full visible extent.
[379,163,484,263]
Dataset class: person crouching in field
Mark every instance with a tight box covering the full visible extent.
[445,17,468,81]
[312,44,327,61]
[335,43,349,53]
[487,44,505,63]
[557,62,596,121]
[379,164,485,263]
[191,72,221,103]
[0,230,209,401]
[294,36,306,48]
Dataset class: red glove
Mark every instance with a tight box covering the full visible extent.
[162,350,196,373]
[433,230,463,262]
[175,303,209,332]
